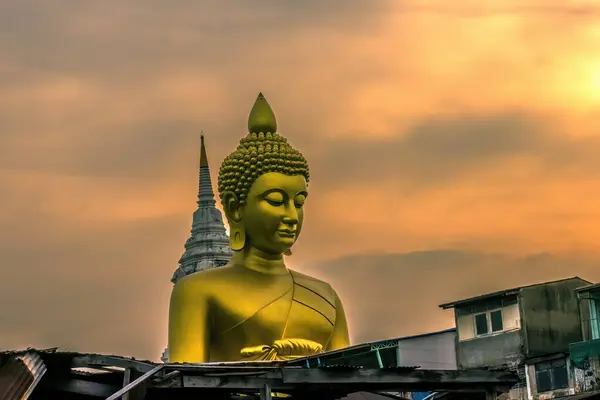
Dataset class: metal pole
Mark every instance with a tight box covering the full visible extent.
[375,348,384,368]
[122,369,131,400]
[105,364,164,400]
[485,387,497,400]
[260,383,272,400]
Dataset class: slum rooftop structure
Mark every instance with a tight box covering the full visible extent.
[0,348,517,400]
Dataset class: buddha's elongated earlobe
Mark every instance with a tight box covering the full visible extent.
[222,191,245,251]
[229,223,246,251]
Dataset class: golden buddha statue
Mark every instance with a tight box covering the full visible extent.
[168,93,350,363]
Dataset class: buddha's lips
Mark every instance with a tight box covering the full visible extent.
[277,229,296,237]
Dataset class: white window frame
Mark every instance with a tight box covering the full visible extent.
[590,298,600,340]
[474,308,504,337]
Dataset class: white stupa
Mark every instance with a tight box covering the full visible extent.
[162,133,233,363]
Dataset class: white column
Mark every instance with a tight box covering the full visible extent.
[525,363,534,400]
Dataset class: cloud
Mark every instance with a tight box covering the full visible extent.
[0,1,386,82]
[310,112,542,188]
[0,118,201,179]
[308,111,600,190]
[0,213,185,357]
[1,0,600,362]
[301,250,600,344]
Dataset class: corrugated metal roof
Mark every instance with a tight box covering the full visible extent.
[381,366,420,372]
[0,347,156,366]
[0,348,520,399]
[0,351,46,400]
[319,364,364,370]
[289,328,455,366]
[339,391,410,400]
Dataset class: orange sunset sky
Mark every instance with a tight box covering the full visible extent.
[1,1,600,361]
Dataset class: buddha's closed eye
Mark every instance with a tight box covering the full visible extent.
[294,194,306,208]
[264,192,284,206]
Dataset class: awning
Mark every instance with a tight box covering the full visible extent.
[569,339,600,367]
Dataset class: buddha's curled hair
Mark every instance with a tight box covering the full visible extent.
[217,131,310,205]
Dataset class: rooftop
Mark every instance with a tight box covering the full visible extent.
[0,347,517,400]
[287,328,457,367]
[575,282,600,294]
[439,276,591,309]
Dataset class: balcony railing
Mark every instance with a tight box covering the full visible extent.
[569,338,600,393]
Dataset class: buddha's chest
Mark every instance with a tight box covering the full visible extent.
[208,282,337,358]
[210,277,293,334]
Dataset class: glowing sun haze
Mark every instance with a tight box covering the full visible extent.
[1,0,599,360]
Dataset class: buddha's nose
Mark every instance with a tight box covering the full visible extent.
[282,208,298,228]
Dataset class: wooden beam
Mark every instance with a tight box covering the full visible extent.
[123,369,131,400]
[174,368,517,392]
[127,368,149,400]
[153,371,181,387]
[106,365,164,400]
[486,388,497,400]
[260,383,272,400]
[281,368,515,385]
[53,379,118,397]
[71,355,155,374]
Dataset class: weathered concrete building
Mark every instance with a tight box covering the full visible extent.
[440,276,590,400]
[569,283,600,393]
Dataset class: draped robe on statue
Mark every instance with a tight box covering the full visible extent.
[208,270,342,362]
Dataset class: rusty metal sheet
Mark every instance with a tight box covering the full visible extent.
[0,351,47,400]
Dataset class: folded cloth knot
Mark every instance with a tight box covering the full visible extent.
[240,338,324,361]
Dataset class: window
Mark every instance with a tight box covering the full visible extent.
[490,310,503,332]
[475,313,489,335]
[474,309,504,337]
[590,298,600,340]
[535,358,569,393]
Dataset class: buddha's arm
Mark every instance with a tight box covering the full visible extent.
[327,294,351,351]
[168,279,210,363]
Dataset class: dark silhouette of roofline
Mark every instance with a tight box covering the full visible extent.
[439,276,592,310]
[0,348,517,399]
[575,282,600,293]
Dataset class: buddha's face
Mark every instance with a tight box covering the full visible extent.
[243,172,308,255]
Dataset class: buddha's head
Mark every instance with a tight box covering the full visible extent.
[217,93,310,256]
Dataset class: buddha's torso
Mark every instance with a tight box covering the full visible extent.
[184,264,338,362]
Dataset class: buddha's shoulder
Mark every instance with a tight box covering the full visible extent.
[289,269,338,304]
[173,265,239,294]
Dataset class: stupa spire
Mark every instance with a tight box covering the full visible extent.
[170,129,233,286]
[197,131,215,206]
[248,92,277,134]
[165,129,234,360]
[200,131,209,167]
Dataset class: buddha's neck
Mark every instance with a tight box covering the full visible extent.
[232,247,288,275]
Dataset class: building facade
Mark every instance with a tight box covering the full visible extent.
[440,277,590,400]
[162,134,233,362]
[569,283,600,393]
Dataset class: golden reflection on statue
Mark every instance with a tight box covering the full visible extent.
[168,93,350,363]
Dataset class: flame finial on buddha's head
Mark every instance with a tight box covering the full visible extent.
[218,93,310,206]
[248,92,277,134]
